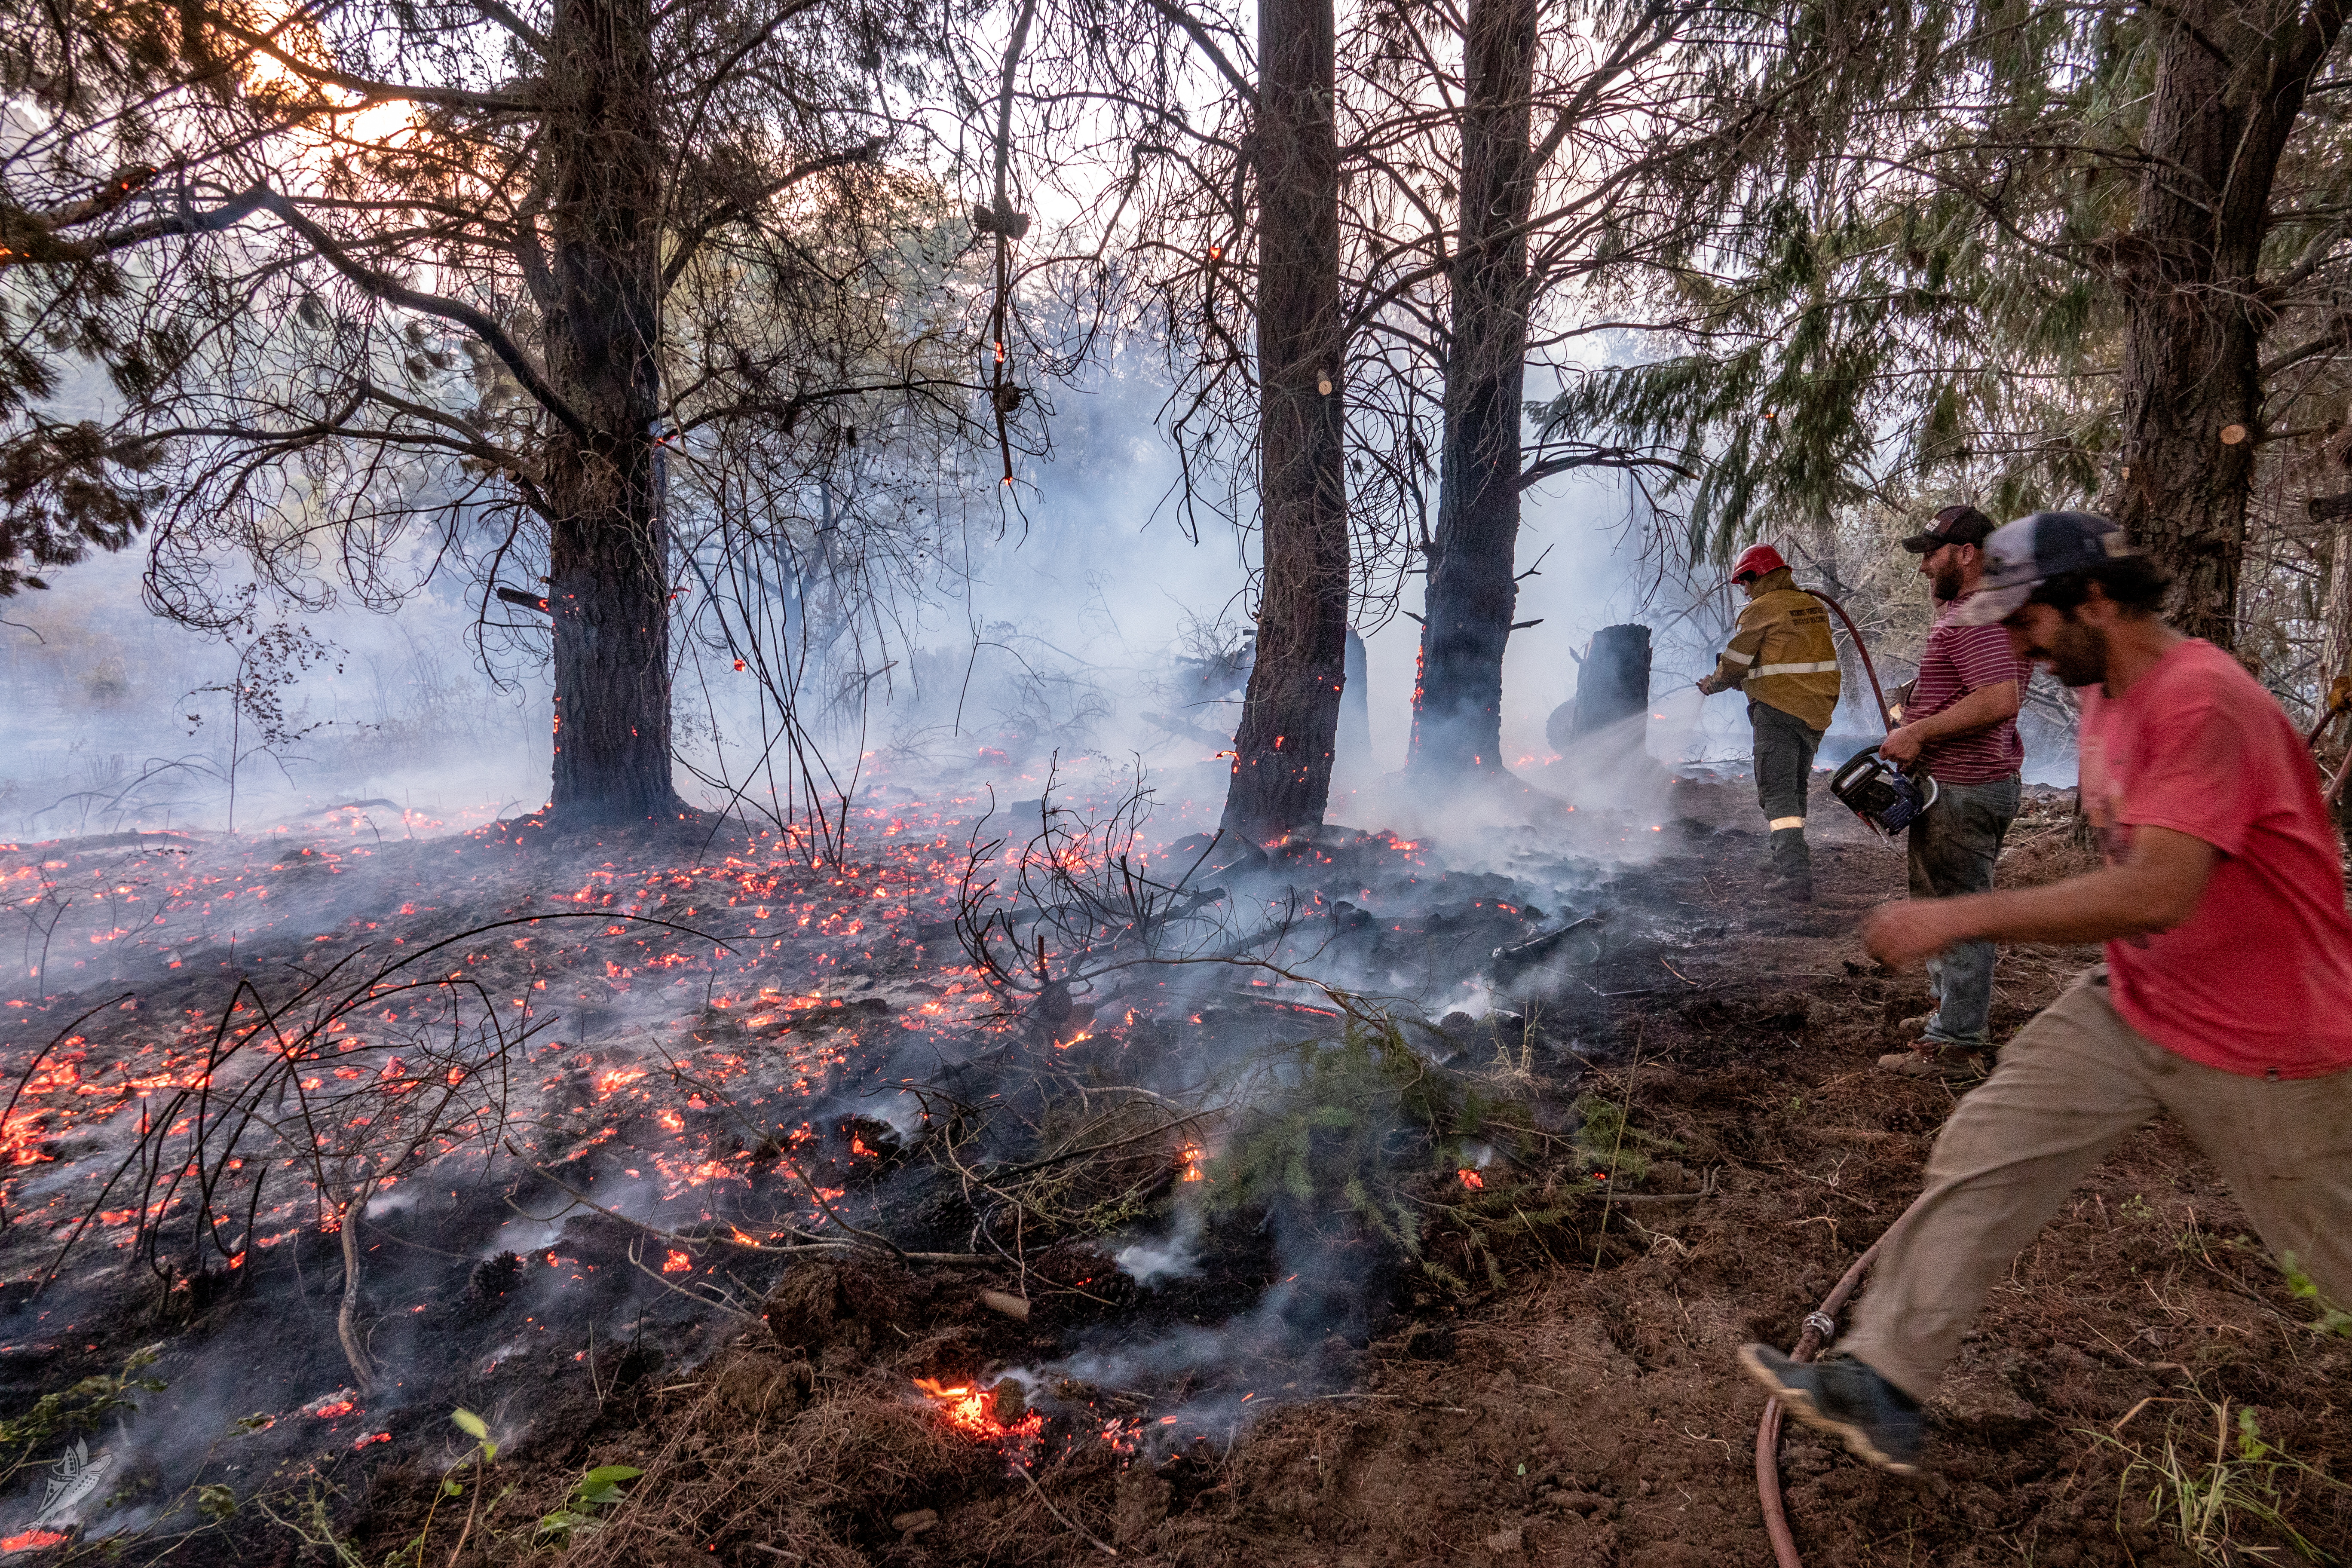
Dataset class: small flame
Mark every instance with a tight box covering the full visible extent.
[911,1378,1044,1446]
[1457,1168,1485,1191]
[663,1250,692,1273]
[314,1400,356,1419]
[1179,1142,1205,1182]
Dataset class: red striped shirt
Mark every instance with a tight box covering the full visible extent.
[1912,597,2032,784]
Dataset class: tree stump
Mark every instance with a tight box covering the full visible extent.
[1570,625,1652,739]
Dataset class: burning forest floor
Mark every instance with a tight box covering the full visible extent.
[2,768,2349,1567]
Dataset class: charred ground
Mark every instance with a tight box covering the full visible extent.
[2,777,2348,1567]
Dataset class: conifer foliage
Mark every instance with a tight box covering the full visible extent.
[1,0,988,821]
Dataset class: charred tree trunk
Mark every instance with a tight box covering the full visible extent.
[1569,624,1651,738]
[1408,0,1537,774]
[1336,627,1372,772]
[2109,0,2346,650]
[541,0,680,821]
[1221,0,1348,842]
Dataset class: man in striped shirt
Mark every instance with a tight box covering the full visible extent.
[1875,505,2034,1078]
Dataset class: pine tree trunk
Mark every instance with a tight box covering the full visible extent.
[2110,0,2345,650]
[2325,518,2352,693]
[1221,0,1348,842]
[1408,0,1537,775]
[541,0,679,821]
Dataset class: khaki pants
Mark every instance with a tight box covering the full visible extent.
[1840,966,2352,1402]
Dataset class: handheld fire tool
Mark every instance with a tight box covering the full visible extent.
[1788,584,1937,839]
[1828,746,1939,838]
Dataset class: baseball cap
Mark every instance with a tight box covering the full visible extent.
[1949,511,2141,626]
[1899,504,1996,553]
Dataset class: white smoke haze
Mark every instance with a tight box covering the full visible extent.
[1111,1204,1206,1288]
[0,340,1878,1551]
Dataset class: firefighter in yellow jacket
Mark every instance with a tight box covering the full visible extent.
[1696,544,1842,900]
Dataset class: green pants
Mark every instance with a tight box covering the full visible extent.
[1749,700,1824,877]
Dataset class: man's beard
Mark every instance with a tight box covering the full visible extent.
[2028,616,2109,688]
[1931,561,1966,602]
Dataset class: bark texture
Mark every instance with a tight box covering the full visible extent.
[1222,0,1348,841]
[540,0,680,819]
[1409,0,1537,773]
[2325,518,2352,693]
[2110,0,2346,649]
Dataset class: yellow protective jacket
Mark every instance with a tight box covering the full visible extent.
[1697,567,1841,732]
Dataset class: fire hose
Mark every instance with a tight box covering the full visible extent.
[1804,588,1896,735]
[1753,1234,1883,1568]
[1741,589,1900,1565]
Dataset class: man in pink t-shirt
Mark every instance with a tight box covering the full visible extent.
[1736,511,2352,1477]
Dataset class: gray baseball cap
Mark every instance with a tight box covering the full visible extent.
[1950,511,2141,625]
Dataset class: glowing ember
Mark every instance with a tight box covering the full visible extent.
[662,1250,692,1273]
[910,1378,1043,1446]
[595,1067,647,1096]
[352,1431,391,1449]
[1458,1168,1485,1191]
[1179,1142,1205,1182]
[2,1530,70,1552]
[313,1400,356,1419]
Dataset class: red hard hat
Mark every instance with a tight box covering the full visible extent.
[1730,543,1787,583]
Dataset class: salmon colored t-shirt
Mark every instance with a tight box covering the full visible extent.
[2077,638,2352,1078]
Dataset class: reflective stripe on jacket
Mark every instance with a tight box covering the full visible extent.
[1698,567,1841,732]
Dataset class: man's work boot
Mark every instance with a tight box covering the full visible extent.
[1737,1345,1925,1475]
[1766,825,1813,901]
[1874,1045,1987,1081]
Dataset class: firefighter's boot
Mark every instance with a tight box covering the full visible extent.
[1767,825,1813,902]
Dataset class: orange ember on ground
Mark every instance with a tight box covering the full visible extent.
[3,1529,70,1552]
[1458,1168,1485,1190]
[663,1250,692,1273]
[314,1400,356,1419]
[910,1378,1044,1444]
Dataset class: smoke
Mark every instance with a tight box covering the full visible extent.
[0,336,1815,1548]
[1112,1204,1206,1288]
[0,548,551,843]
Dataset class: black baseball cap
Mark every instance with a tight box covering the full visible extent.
[1951,511,2140,625]
[1900,504,1997,553]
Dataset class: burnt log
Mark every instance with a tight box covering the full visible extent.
[1569,624,1651,739]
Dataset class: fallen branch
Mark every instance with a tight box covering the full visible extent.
[509,1150,993,1264]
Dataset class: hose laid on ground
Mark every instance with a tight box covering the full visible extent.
[1733,585,1905,1564]
[1754,1237,1884,1568]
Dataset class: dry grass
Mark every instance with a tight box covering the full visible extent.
[540,1372,988,1567]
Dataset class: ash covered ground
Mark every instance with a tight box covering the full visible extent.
[0,766,2347,1567]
